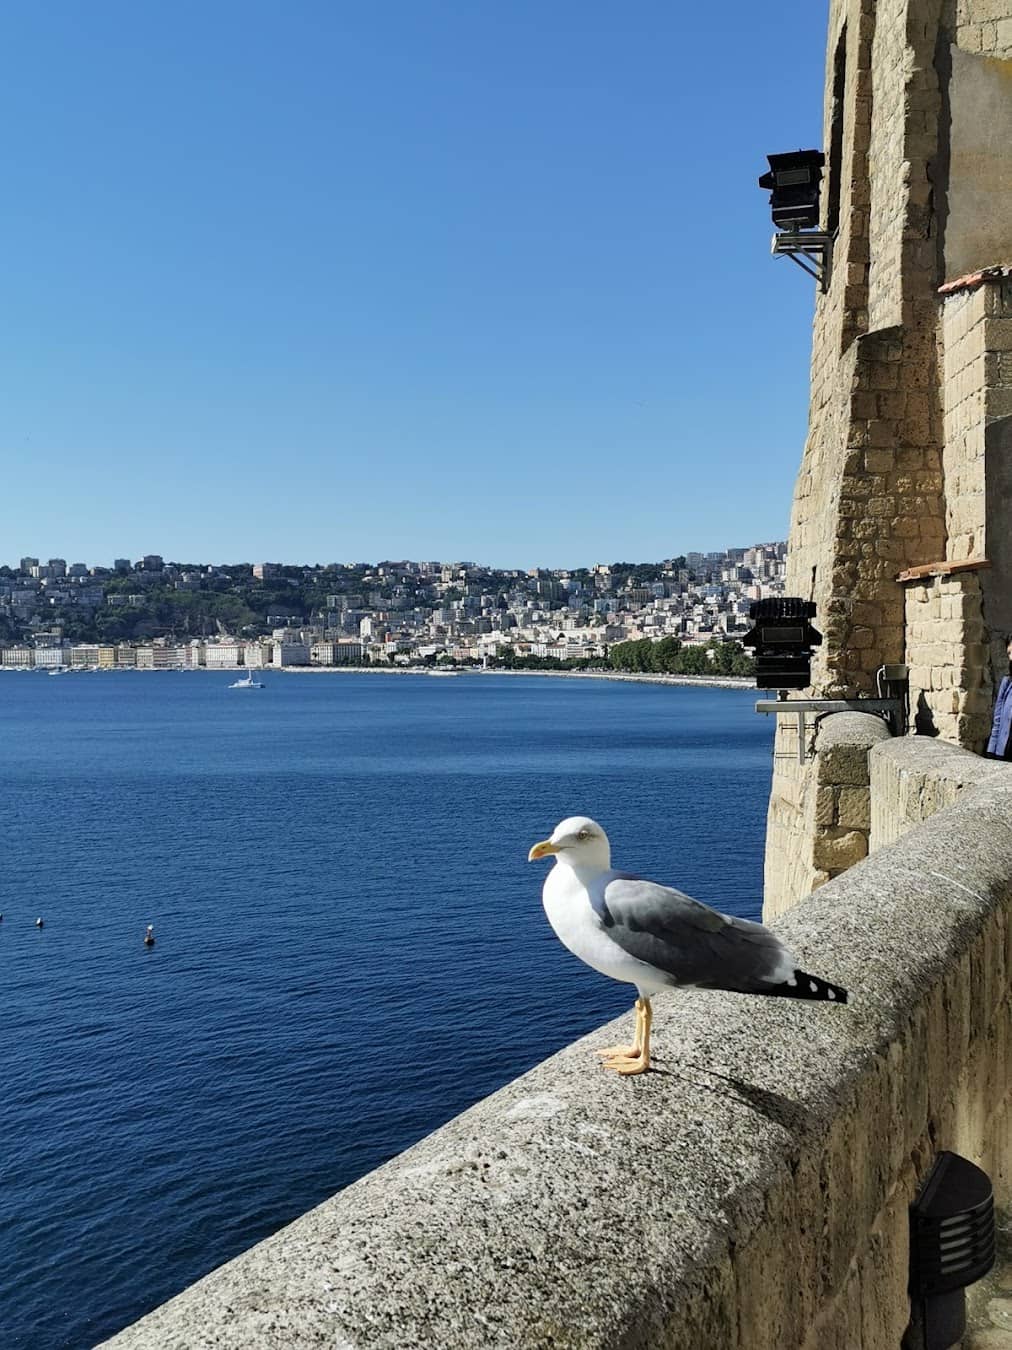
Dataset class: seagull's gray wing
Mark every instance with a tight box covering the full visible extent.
[595,875,792,993]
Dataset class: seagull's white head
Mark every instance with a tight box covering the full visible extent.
[528,816,611,871]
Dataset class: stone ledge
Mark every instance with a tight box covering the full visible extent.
[897,557,991,582]
[873,735,1002,793]
[870,736,1007,851]
[815,710,893,756]
[939,264,1012,296]
[102,774,1012,1350]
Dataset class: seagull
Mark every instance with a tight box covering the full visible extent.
[529,816,848,1076]
[144,925,155,947]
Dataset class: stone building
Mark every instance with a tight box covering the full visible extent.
[765,0,1012,915]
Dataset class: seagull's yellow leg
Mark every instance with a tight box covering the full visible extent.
[603,998,652,1075]
[597,997,646,1062]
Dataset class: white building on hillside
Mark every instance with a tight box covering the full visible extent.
[2,646,35,667]
[204,643,244,668]
[270,641,310,667]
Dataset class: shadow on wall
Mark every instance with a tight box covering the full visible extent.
[915,691,940,736]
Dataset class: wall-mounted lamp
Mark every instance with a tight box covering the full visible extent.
[905,1151,996,1350]
[758,149,833,291]
[758,149,824,228]
[742,597,821,691]
[750,602,908,759]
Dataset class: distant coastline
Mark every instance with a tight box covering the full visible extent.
[271,667,753,689]
[0,665,752,690]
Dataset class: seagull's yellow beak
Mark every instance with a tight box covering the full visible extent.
[528,838,560,862]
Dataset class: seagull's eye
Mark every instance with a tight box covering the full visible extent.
[577,829,590,841]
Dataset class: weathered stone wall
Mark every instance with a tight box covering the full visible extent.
[101,768,1012,1350]
[770,0,949,910]
[868,0,925,333]
[765,712,890,920]
[904,570,992,744]
[786,0,870,697]
[943,286,992,560]
[766,0,1012,911]
[945,43,1012,279]
[869,733,1002,847]
[954,0,1012,55]
[784,0,947,704]
[978,283,1012,677]
[898,278,1012,748]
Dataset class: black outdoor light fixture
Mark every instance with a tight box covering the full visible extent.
[742,597,822,691]
[758,149,833,291]
[748,600,908,757]
[905,1151,996,1350]
[758,149,825,228]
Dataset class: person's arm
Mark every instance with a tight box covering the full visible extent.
[987,676,1011,755]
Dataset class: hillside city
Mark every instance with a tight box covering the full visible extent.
[0,542,786,671]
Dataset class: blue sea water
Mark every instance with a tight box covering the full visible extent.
[1,672,774,1349]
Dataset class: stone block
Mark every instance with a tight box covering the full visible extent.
[891,516,920,540]
[878,390,907,420]
[851,519,880,540]
[876,536,908,561]
[838,787,872,831]
[867,421,898,448]
[958,24,984,54]
[986,387,1012,419]
[858,1177,915,1350]
[812,828,868,871]
[971,0,1009,24]
[851,601,882,626]
[814,787,837,827]
[869,364,900,391]
[915,471,944,494]
[864,448,893,472]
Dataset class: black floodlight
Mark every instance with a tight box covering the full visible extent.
[758,150,825,230]
[907,1151,996,1350]
[742,597,821,690]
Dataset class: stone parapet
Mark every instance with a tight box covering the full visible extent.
[765,711,891,919]
[101,771,1012,1350]
[870,733,1005,849]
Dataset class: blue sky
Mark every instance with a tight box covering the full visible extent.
[1,1,827,568]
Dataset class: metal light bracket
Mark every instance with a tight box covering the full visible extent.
[771,230,833,292]
[756,697,904,763]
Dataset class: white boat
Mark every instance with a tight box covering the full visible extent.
[229,671,264,689]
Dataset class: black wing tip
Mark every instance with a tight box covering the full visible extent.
[771,968,849,1004]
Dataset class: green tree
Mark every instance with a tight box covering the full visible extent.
[675,645,710,675]
[652,636,682,672]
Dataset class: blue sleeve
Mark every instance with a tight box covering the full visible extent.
[987,677,1012,754]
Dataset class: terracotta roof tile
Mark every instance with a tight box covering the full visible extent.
[938,264,1012,296]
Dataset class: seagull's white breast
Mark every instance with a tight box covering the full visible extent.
[542,864,668,995]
